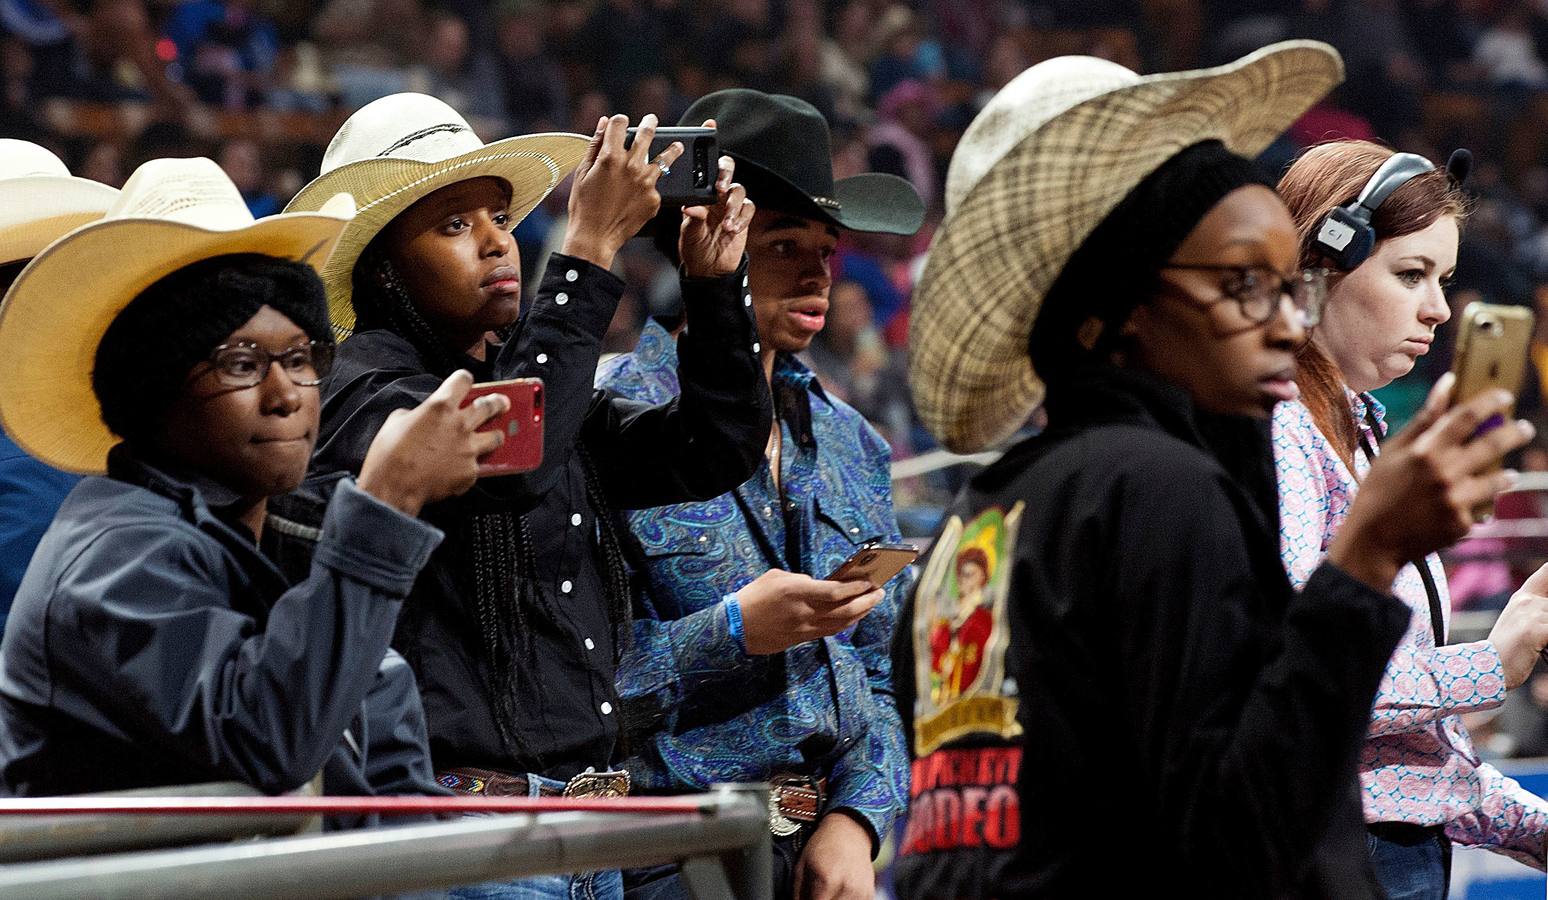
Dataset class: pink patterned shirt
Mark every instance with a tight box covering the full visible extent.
[1273,393,1548,868]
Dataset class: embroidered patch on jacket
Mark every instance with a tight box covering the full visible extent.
[899,745,1022,856]
[911,503,1024,755]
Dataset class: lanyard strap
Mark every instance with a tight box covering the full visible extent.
[1359,411,1447,646]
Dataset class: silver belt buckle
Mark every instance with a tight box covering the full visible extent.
[563,768,631,799]
[767,774,819,837]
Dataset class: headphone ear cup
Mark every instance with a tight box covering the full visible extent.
[1312,206,1374,271]
[1339,226,1375,270]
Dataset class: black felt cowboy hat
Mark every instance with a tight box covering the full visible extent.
[680,89,925,235]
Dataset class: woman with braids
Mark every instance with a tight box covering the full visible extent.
[1274,140,1548,896]
[288,94,766,899]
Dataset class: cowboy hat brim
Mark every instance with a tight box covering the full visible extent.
[0,196,356,474]
[909,40,1344,453]
[0,175,120,264]
[284,133,590,339]
[731,157,926,236]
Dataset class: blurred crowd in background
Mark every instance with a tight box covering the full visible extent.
[20,0,1548,756]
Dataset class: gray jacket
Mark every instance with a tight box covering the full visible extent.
[0,447,444,814]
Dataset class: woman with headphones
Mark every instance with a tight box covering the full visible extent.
[1276,140,1548,895]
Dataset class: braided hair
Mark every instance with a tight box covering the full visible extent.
[351,245,635,765]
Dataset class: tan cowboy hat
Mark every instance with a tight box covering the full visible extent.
[0,157,356,474]
[284,93,590,338]
[909,40,1344,453]
[0,139,119,265]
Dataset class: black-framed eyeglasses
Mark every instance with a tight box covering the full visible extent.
[203,340,335,389]
[1159,264,1328,328]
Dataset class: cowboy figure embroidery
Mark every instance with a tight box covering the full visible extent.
[913,503,1024,755]
[928,546,993,705]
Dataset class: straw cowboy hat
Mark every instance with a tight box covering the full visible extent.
[0,157,356,474]
[285,93,590,338]
[0,139,119,265]
[909,40,1344,453]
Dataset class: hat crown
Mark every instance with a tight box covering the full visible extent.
[108,157,257,230]
[681,89,838,199]
[321,93,487,174]
[945,56,1139,215]
[0,139,72,180]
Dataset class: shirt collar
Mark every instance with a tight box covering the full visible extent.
[1348,389,1387,439]
[106,444,254,535]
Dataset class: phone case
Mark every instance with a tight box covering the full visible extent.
[624,126,719,206]
[1451,302,1534,517]
[462,378,545,477]
[827,541,919,586]
[1452,302,1534,406]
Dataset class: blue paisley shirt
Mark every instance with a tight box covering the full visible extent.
[597,320,911,845]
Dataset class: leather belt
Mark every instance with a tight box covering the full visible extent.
[767,773,826,837]
[437,766,631,799]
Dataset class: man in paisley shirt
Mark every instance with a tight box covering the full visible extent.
[598,90,924,900]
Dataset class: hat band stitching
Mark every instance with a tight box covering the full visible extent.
[379,123,471,157]
[812,196,841,210]
[355,150,563,215]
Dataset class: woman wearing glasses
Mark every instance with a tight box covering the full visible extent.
[0,159,502,814]
[1273,141,1548,896]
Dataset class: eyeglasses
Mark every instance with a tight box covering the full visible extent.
[202,340,335,389]
[1159,264,1328,328]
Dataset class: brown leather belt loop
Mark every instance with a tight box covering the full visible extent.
[437,767,631,799]
[767,773,826,836]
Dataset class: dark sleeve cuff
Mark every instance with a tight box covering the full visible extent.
[679,256,756,346]
[1303,561,1412,649]
[313,478,444,596]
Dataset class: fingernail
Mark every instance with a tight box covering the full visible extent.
[1522,419,1537,440]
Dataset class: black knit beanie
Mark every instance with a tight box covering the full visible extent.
[1030,140,1273,382]
[92,253,332,446]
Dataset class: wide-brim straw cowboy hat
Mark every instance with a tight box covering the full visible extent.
[0,157,356,474]
[284,93,591,338]
[909,40,1344,453]
[0,139,120,265]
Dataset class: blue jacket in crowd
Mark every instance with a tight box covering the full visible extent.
[597,320,911,846]
[0,427,78,631]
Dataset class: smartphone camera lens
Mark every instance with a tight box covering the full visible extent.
[693,141,709,187]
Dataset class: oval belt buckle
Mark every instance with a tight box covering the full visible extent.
[767,774,805,837]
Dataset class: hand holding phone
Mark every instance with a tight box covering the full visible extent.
[460,378,545,477]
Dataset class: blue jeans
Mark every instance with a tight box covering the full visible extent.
[1367,824,1450,900]
[449,774,624,900]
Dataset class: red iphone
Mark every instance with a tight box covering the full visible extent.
[462,378,545,477]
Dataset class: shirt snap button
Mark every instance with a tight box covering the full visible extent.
[565,269,578,282]
[561,580,573,594]
[555,292,569,306]
[536,353,548,364]
[600,701,613,715]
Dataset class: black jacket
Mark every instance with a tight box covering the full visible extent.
[311,254,770,778]
[892,365,1411,897]
[0,448,444,815]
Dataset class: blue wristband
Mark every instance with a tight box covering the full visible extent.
[723,595,747,653]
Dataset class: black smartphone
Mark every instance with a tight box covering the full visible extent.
[623,126,719,207]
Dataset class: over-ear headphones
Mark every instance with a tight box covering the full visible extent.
[1311,151,1437,271]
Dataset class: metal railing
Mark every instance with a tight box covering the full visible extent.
[0,785,772,900]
